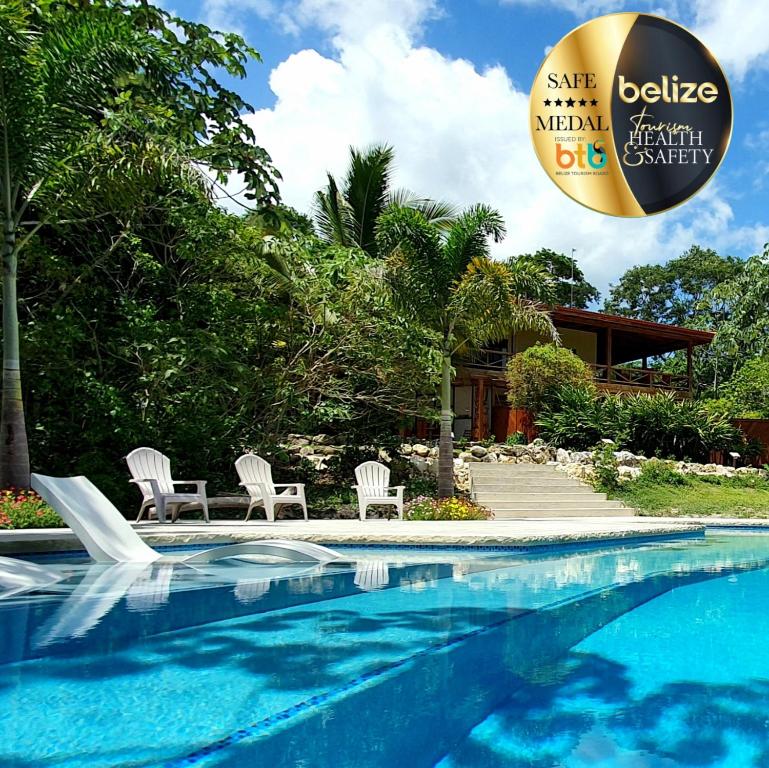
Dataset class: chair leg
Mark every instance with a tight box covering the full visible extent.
[264,498,276,522]
[136,500,152,523]
[358,501,368,521]
[156,497,167,523]
[201,497,210,524]
[244,499,259,522]
[301,498,308,520]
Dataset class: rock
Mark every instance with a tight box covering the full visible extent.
[400,444,413,456]
[615,451,640,467]
[412,443,430,457]
[618,466,641,480]
[313,445,341,456]
[470,445,488,458]
[458,451,480,463]
[299,445,315,457]
[284,436,310,451]
[313,433,330,445]
[409,457,429,473]
[429,447,439,458]
[556,448,571,464]
[518,455,533,464]
[378,449,391,463]
[600,438,616,445]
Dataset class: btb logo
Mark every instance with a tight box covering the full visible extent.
[555,140,607,169]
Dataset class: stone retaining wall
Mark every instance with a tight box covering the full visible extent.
[281,434,766,493]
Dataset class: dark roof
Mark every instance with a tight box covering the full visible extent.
[550,306,714,364]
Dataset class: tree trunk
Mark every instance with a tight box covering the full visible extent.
[0,223,30,489]
[437,352,454,497]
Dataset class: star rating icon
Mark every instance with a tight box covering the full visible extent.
[590,98,598,106]
[565,97,575,107]
[578,98,587,107]
[544,98,552,106]
[554,98,562,106]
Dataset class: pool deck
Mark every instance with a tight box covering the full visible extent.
[0,516,734,555]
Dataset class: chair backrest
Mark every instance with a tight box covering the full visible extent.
[125,447,175,498]
[31,474,161,564]
[235,454,275,496]
[355,461,390,494]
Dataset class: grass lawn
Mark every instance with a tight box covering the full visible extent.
[612,475,769,518]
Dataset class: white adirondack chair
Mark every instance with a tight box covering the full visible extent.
[353,461,404,521]
[234,454,308,522]
[125,447,209,523]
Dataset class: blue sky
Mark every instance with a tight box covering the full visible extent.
[164,0,769,295]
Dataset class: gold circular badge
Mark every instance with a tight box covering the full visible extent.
[530,13,732,216]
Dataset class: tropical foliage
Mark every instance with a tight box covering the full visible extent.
[506,343,595,414]
[511,248,599,307]
[314,144,455,257]
[536,385,739,461]
[0,0,279,487]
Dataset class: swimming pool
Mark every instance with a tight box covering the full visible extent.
[2,534,769,767]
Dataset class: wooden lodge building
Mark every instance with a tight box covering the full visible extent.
[411,306,715,442]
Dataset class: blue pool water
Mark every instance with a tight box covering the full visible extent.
[2,534,769,767]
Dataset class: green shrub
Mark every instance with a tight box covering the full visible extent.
[0,489,64,529]
[404,496,493,520]
[535,384,615,450]
[537,386,740,461]
[507,343,595,414]
[591,443,619,491]
[505,431,526,446]
[637,458,687,486]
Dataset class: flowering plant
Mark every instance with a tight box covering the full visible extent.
[0,488,64,529]
[404,496,493,521]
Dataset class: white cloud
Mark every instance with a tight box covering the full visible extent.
[692,0,769,83]
[242,0,766,295]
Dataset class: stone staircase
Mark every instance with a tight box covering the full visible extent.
[469,463,634,518]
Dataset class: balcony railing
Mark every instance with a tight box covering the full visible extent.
[463,348,512,370]
[462,352,690,392]
[591,364,690,392]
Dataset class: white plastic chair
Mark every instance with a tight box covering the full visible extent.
[31,474,339,565]
[353,461,404,521]
[235,454,308,522]
[125,447,209,523]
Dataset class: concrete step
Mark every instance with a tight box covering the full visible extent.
[470,482,591,492]
[468,463,558,470]
[468,467,563,476]
[491,508,634,519]
[474,492,608,503]
[482,500,625,511]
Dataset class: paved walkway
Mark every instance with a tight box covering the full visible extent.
[0,517,713,555]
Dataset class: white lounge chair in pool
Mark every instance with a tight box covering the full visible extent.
[353,461,404,521]
[126,447,209,524]
[31,474,340,565]
[234,454,308,522]
[0,556,63,599]
[354,560,390,591]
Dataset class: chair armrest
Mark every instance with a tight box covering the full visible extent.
[272,483,304,489]
[172,480,207,487]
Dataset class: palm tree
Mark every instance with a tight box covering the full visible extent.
[314,144,456,257]
[377,205,557,497]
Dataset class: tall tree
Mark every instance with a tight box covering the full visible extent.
[377,205,556,497]
[603,245,742,325]
[510,248,599,308]
[314,144,456,257]
[0,0,279,487]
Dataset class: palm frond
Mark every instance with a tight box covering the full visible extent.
[313,173,355,247]
[389,188,458,229]
[505,256,557,303]
[451,257,557,351]
[443,204,506,277]
[344,143,394,256]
